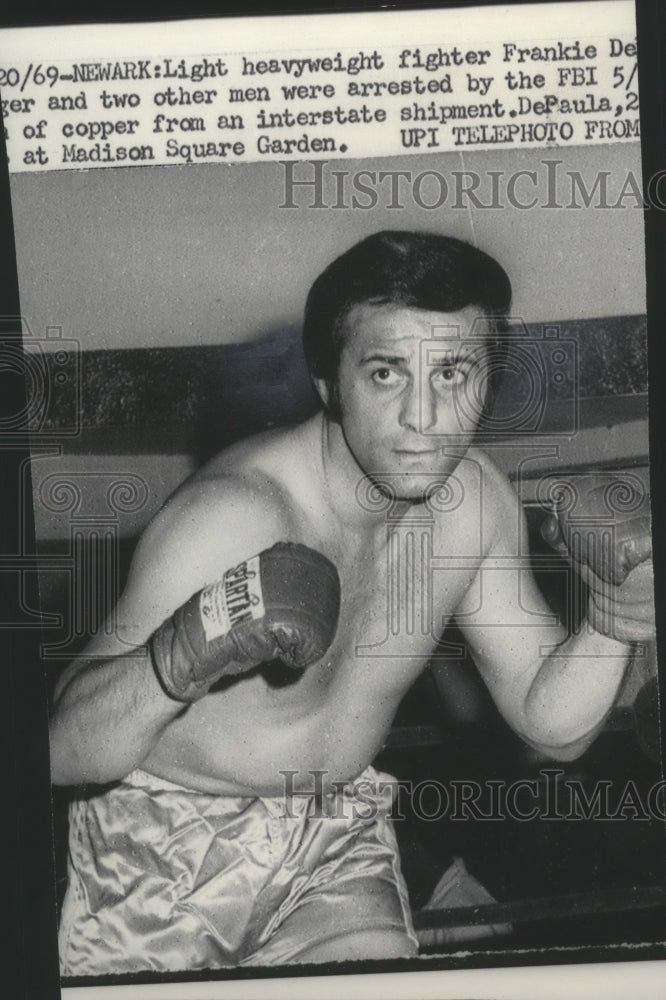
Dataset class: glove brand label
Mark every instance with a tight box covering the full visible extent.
[200,555,265,642]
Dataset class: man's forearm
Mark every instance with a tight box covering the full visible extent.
[50,651,185,786]
[523,626,631,753]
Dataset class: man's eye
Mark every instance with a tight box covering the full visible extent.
[435,364,467,386]
[372,368,400,386]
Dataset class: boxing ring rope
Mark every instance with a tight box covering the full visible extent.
[414,884,666,931]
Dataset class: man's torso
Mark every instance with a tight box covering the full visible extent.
[139,415,498,795]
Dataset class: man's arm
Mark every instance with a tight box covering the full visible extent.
[454,465,655,761]
[49,477,294,786]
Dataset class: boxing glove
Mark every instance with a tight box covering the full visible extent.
[151,542,341,702]
[540,475,654,643]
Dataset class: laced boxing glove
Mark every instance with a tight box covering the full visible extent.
[150,542,341,702]
[540,475,654,643]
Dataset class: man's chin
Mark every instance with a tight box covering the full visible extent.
[369,470,458,505]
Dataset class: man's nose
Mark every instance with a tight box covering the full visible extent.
[399,379,437,432]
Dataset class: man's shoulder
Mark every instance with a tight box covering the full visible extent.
[197,417,318,490]
[128,467,295,615]
[143,418,320,554]
[440,447,519,552]
[456,446,515,505]
[99,420,323,646]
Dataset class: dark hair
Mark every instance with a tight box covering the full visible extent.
[303,230,512,417]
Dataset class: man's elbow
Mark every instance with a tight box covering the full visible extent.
[520,698,604,762]
[49,729,82,786]
[518,713,600,761]
[49,718,134,787]
[49,720,91,786]
[522,732,594,762]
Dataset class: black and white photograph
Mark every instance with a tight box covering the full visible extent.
[1,1,665,997]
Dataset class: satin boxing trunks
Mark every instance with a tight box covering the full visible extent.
[58,765,419,975]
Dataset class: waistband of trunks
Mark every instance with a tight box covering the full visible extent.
[119,765,399,817]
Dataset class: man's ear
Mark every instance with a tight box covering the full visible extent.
[313,375,341,422]
[314,377,330,407]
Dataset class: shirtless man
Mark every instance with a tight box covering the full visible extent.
[49,230,655,974]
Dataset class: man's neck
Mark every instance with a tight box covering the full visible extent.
[317,412,421,528]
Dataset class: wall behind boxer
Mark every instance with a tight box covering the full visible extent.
[10,143,645,352]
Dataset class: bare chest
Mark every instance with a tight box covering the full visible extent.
[328,508,480,684]
[145,494,484,793]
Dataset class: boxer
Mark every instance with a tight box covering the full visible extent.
[49,231,655,974]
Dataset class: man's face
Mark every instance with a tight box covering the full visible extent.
[329,303,490,501]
